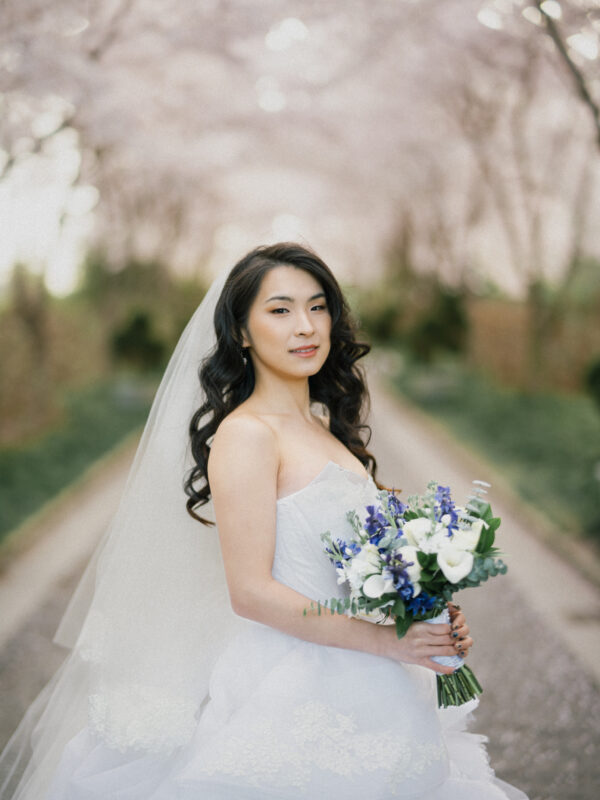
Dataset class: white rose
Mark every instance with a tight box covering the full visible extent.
[346,544,382,591]
[396,545,422,585]
[359,543,382,569]
[452,519,483,552]
[420,528,451,554]
[402,517,434,547]
[362,573,395,599]
[437,544,474,584]
[346,561,367,591]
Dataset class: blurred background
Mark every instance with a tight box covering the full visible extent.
[1,0,599,555]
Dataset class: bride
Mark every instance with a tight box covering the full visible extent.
[0,242,529,799]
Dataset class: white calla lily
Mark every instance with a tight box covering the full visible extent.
[437,544,474,583]
[363,573,394,598]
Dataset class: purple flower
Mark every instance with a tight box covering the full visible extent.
[435,485,459,536]
[364,504,390,544]
[406,591,436,615]
[382,552,413,594]
[386,490,406,526]
[324,537,359,568]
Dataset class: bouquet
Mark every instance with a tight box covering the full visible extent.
[307,480,507,708]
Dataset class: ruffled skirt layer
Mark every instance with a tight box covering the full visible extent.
[47,623,528,799]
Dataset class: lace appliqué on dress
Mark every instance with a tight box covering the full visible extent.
[88,685,198,755]
[194,700,446,794]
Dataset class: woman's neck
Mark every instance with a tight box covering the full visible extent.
[248,371,313,421]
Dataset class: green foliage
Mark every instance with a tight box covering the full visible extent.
[450,557,507,592]
[584,355,600,410]
[393,355,600,542]
[76,249,208,354]
[395,615,411,638]
[0,378,153,543]
[354,263,469,364]
[0,251,208,450]
[111,311,167,371]
[303,597,354,617]
[355,287,405,342]
[406,288,468,363]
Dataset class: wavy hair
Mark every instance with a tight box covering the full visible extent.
[184,242,384,524]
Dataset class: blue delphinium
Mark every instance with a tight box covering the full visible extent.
[386,491,406,526]
[406,591,437,615]
[324,537,359,568]
[382,553,412,599]
[364,504,390,544]
[435,485,459,536]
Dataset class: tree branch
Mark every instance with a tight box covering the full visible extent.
[536,0,600,150]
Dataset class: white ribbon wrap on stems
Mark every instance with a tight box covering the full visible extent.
[425,607,463,671]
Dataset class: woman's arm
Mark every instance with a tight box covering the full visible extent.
[208,415,471,675]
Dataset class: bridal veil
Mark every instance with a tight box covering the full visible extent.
[0,265,243,799]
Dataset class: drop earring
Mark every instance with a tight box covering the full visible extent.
[240,347,248,366]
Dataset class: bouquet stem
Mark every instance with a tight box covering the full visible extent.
[437,664,482,708]
[424,608,483,708]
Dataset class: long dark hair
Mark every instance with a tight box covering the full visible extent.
[184,241,383,524]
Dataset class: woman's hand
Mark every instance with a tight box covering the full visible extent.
[379,602,473,674]
[448,602,473,660]
[381,620,457,674]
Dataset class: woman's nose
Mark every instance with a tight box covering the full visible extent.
[295,310,315,335]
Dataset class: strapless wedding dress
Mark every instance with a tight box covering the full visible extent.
[45,461,528,799]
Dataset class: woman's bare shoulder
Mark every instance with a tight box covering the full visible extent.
[208,411,279,489]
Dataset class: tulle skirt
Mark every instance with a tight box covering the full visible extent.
[44,622,528,799]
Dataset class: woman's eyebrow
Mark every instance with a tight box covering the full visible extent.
[264,292,326,303]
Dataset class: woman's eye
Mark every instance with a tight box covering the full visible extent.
[270,305,327,314]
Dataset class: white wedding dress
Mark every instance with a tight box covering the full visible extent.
[44,461,528,799]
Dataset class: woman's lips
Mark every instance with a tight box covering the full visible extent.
[290,346,319,358]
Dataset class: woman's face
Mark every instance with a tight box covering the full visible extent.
[241,265,332,377]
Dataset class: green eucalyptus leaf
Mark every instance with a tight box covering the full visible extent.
[395,615,411,639]
[393,598,406,618]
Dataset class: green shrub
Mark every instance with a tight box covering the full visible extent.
[407,288,468,362]
[393,355,600,542]
[584,355,600,409]
[111,311,166,371]
[0,378,154,542]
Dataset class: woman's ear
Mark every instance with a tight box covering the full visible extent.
[240,327,251,349]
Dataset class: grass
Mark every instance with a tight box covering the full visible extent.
[391,354,600,543]
[0,376,155,544]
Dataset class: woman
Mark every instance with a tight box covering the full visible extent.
[0,243,528,799]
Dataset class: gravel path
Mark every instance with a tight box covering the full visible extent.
[367,359,600,800]
[1,360,599,799]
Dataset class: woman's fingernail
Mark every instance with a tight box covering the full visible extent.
[459,636,465,641]
[452,632,459,638]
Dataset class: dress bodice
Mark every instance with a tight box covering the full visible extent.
[272,461,380,600]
